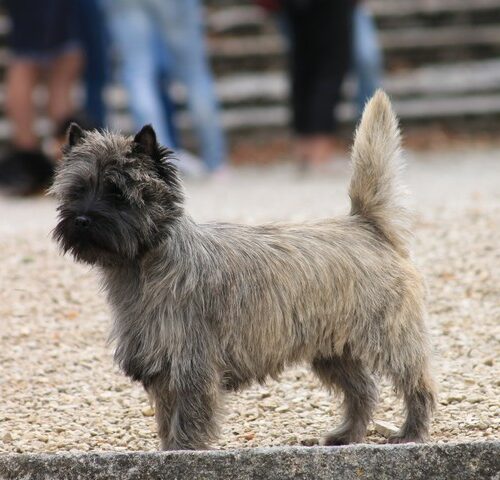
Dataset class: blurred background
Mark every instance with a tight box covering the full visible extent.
[0,0,499,193]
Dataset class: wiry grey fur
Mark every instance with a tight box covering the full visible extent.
[52,91,437,450]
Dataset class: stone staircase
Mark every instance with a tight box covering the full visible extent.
[1,0,500,141]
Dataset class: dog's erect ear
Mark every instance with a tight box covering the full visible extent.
[67,123,85,148]
[133,124,178,187]
[134,125,158,157]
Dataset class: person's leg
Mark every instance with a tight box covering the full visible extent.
[155,0,227,171]
[353,4,383,116]
[306,136,337,166]
[5,61,40,150]
[305,0,353,136]
[282,2,314,165]
[1,0,79,194]
[154,32,180,149]
[1,59,56,193]
[46,49,84,126]
[102,2,173,147]
[77,0,109,128]
[284,0,352,166]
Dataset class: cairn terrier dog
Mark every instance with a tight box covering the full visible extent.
[52,91,436,450]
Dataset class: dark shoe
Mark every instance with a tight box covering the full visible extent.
[0,149,55,196]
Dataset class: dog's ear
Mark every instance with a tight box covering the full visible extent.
[67,123,85,148]
[134,125,158,158]
[134,125,178,186]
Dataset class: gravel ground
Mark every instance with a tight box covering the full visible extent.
[0,148,499,453]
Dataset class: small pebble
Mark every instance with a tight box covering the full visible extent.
[141,406,155,417]
[373,420,399,438]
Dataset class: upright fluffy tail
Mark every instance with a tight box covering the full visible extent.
[349,90,411,256]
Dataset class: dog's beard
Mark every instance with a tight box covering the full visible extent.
[53,206,142,266]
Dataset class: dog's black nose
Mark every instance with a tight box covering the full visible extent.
[74,215,91,229]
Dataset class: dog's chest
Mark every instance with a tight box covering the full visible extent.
[113,302,174,383]
[105,268,176,383]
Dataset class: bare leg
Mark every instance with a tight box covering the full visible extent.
[5,61,40,150]
[296,135,336,171]
[307,135,335,165]
[47,50,84,126]
[312,353,378,445]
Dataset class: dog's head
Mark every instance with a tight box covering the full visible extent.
[51,124,184,266]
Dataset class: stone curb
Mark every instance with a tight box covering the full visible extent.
[0,442,499,480]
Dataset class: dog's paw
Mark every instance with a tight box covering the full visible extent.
[160,439,211,451]
[321,431,364,446]
[388,432,426,444]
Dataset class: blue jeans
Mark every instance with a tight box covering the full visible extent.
[352,5,383,115]
[77,0,109,128]
[154,32,179,149]
[102,0,226,171]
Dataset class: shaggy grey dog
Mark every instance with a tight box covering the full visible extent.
[52,91,437,450]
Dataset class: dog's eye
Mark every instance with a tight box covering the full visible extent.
[68,184,86,200]
[105,183,126,203]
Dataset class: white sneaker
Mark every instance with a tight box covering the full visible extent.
[207,165,232,183]
[172,149,207,179]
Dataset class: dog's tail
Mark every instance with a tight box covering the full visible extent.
[349,90,411,257]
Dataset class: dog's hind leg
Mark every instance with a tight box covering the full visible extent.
[312,352,378,445]
[381,299,437,443]
[387,360,437,443]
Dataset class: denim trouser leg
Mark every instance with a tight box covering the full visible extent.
[353,5,383,116]
[153,0,227,170]
[78,0,109,128]
[104,4,174,147]
[154,32,179,149]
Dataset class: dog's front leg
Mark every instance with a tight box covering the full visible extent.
[162,353,221,450]
[147,377,176,449]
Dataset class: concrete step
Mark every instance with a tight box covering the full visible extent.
[0,3,498,40]
[2,58,500,137]
[110,59,500,111]
[2,1,499,39]
[0,442,498,480]
[0,2,499,139]
[2,59,498,110]
[207,1,500,34]
[109,92,500,133]
[208,24,500,59]
[0,24,499,72]
[2,92,500,141]
[0,60,500,110]
[215,59,500,105]
[370,0,500,16]
[206,0,500,35]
